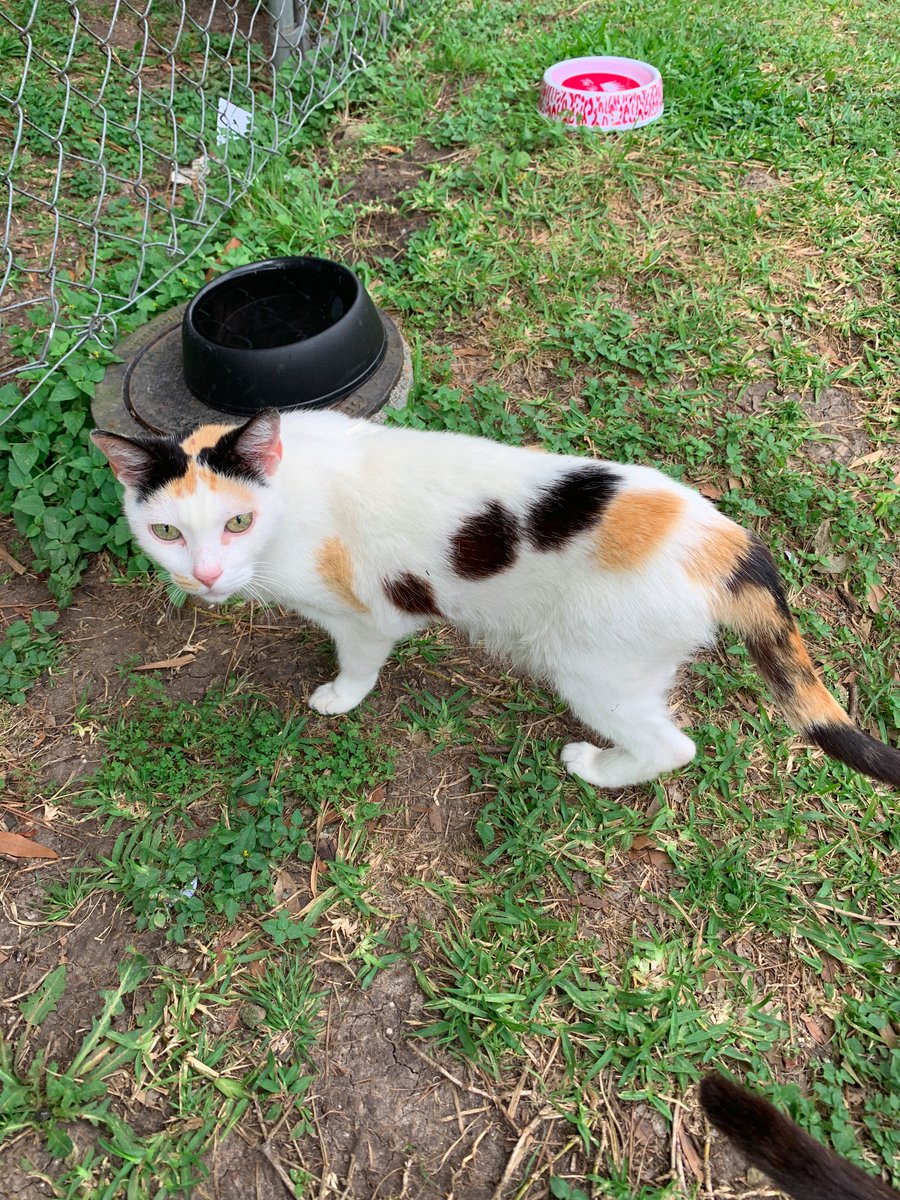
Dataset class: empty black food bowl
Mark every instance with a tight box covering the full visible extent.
[182,256,387,414]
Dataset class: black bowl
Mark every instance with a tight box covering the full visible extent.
[181,256,387,414]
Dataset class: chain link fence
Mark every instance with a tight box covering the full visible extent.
[0,0,406,422]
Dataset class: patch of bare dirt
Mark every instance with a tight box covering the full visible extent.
[799,384,871,465]
[310,964,513,1198]
[332,136,466,263]
[739,168,784,193]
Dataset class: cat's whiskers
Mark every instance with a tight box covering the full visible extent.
[245,569,290,600]
[239,582,280,618]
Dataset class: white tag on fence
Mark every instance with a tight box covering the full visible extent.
[217,99,252,145]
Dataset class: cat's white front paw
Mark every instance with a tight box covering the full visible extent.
[561,742,606,783]
[308,678,370,715]
[561,737,694,787]
[561,741,650,787]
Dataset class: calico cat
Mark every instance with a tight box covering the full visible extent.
[700,1073,900,1200]
[91,408,900,790]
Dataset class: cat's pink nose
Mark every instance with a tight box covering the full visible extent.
[193,565,223,588]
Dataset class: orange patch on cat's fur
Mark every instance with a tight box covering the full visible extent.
[683,523,748,591]
[167,462,200,499]
[786,634,851,727]
[594,490,685,570]
[167,462,219,499]
[716,586,781,636]
[315,537,369,614]
[166,464,253,504]
[792,682,851,727]
[180,424,237,455]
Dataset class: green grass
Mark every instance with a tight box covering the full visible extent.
[4,678,389,1195]
[3,0,899,1194]
[66,677,395,941]
[1,955,247,1194]
[0,609,61,703]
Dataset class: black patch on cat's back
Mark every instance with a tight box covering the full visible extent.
[384,572,441,617]
[727,534,793,623]
[527,466,620,550]
[134,440,190,501]
[450,501,520,579]
[198,426,267,485]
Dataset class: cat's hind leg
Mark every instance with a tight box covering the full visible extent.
[557,676,695,788]
[308,616,397,714]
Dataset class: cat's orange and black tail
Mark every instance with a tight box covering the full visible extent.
[706,527,900,788]
[700,1073,899,1200]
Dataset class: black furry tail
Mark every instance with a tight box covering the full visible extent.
[700,1073,900,1200]
[805,722,900,789]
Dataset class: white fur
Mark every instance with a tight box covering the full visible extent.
[119,411,733,788]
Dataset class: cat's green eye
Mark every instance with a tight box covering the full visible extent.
[225,512,253,534]
[151,523,182,541]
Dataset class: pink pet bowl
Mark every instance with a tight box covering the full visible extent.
[540,55,663,131]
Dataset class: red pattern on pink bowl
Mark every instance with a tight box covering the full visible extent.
[540,56,663,131]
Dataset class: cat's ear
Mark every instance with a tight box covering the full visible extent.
[90,430,160,488]
[230,409,283,477]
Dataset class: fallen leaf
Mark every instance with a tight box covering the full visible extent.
[632,1115,657,1147]
[369,783,385,806]
[848,449,885,470]
[0,951,8,965]
[379,143,405,155]
[698,483,724,500]
[647,849,673,870]
[577,895,605,912]
[631,835,654,850]
[428,803,443,833]
[812,520,850,574]
[800,1013,828,1045]
[866,584,887,614]
[272,868,303,915]
[879,1024,898,1048]
[212,926,260,971]
[819,951,840,985]
[316,837,337,862]
[134,653,196,671]
[678,1128,703,1180]
[0,831,58,860]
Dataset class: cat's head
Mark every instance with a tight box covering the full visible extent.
[91,409,284,603]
